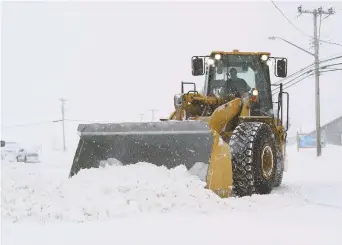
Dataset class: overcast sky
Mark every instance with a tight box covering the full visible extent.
[1,0,342,150]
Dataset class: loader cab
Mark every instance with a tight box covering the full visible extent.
[191,51,288,118]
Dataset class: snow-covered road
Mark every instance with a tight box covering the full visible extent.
[1,145,342,245]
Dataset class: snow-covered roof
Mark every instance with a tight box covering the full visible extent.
[305,115,342,134]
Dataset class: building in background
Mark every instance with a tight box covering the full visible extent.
[308,116,342,146]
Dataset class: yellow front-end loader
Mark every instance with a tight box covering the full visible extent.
[69,50,290,198]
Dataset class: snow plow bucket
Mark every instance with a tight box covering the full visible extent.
[69,121,214,180]
[69,98,244,198]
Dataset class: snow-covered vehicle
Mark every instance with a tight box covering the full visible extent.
[25,151,40,163]
[1,142,18,162]
[1,142,27,162]
[16,148,28,162]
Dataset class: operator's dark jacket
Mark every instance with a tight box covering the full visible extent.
[225,78,251,94]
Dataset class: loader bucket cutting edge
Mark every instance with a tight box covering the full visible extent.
[69,121,214,180]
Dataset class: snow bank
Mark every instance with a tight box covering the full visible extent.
[1,159,228,223]
[3,159,301,223]
[2,145,342,244]
[3,209,342,245]
[1,145,341,223]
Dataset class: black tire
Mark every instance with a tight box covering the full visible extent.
[229,122,277,197]
[273,152,284,187]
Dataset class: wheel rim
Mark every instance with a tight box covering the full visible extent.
[261,146,274,179]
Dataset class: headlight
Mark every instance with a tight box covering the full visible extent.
[252,89,259,96]
[174,94,183,108]
[261,54,269,61]
[214,54,221,60]
[207,58,215,65]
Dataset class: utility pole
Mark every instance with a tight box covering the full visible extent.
[140,113,144,122]
[149,109,157,122]
[59,98,66,151]
[297,6,335,157]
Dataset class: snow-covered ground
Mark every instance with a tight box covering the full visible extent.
[1,145,342,245]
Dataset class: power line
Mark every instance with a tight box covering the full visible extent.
[272,54,342,90]
[319,55,342,63]
[273,68,313,90]
[320,68,342,73]
[272,69,314,93]
[321,62,342,69]
[281,54,341,83]
[272,66,340,96]
[272,64,340,95]
[65,119,114,123]
[282,73,314,91]
[272,71,313,96]
[2,119,115,128]
[2,120,57,128]
[270,1,311,37]
[271,59,342,95]
[273,62,314,86]
[271,1,342,47]
[282,56,342,88]
[319,39,342,47]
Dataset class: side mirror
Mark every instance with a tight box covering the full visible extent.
[174,94,183,108]
[191,57,205,76]
[1,140,5,147]
[275,58,287,78]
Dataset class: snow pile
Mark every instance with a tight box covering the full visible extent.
[1,161,230,223]
[2,145,342,227]
[0,157,307,223]
[2,145,342,244]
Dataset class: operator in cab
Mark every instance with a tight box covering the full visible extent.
[225,67,251,96]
